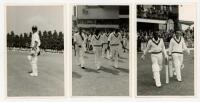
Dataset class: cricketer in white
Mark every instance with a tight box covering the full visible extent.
[91,29,102,70]
[27,26,41,77]
[74,28,86,69]
[168,30,190,82]
[141,31,168,88]
[101,31,110,59]
[108,29,124,69]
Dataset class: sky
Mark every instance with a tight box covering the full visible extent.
[179,4,196,21]
[179,4,196,30]
[7,6,64,34]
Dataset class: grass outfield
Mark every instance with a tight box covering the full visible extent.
[7,51,64,96]
[137,51,194,96]
[72,49,129,96]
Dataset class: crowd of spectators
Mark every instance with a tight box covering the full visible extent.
[137,5,174,20]
[137,27,194,52]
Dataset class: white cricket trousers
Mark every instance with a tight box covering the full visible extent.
[30,56,38,75]
[123,39,128,48]
[93,46,102,69]
[102,43,110,58]
[141,42,147,52]
[110,45,120,68]
[151,52,163,87]
[76,45,85,67]
[172,53,183,81]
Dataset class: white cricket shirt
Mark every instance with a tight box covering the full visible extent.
[91,34,102,47]
[108,32,122,46]
[74,32,85,46]
[168,36,188,54]
[144,37,167,57]
[102,33,109,44]
[31,32,41,47]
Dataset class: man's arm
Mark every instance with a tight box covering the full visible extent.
[30,41,38,56]
[73,34,77,45]
[73,35,77,56]
[141,40,151,60]
[143,40,151,56]
[120,34,124,48]
[33,41,38,51]
[107,34,112,49]
[121,41,124,49]
[168,38,173,56]
[161,39,167,59]
[182,37,190,54]
[90,35,94,46]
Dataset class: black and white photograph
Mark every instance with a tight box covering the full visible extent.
[6,6,64,96]
[137,4,196,96]
[72,5,129,96]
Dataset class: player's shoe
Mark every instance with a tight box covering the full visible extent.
[97,66,101,70]
[30,73,38,77]
[156,83,161,88]
[27,55,32,61]
[107,55,112,59]
[173,71,177,76]
[81,67,86,69]
[114,65,118,69]
[177,79,182,82]
[28,71,33,73]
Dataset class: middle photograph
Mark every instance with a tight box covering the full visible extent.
[72,5,130,96]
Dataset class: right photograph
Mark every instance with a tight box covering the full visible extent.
[137,4,196,96]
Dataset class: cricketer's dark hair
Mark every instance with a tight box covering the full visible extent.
[95,29,100,35]
[115,28,119,33]
[79,28,84,40]
[32,26,38,31]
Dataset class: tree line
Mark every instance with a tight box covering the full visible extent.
[7,30,64,51]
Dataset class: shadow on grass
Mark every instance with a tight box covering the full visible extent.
[100,66,119,75]
[117,68,129,73]
[119,56,128,60]
[72,71,82,78]
[118,59,125,63]
[84,68,100,73]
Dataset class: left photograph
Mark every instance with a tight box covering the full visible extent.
[6,6,64,97]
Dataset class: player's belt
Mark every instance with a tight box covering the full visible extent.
[93,45,102,47]
[110,44,119,46]
[102,43,108,45]
[172,52,183,54]
[151,51,162,54]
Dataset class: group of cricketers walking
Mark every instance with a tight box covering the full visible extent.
[141,30,190,88]
[73,28,128,70]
